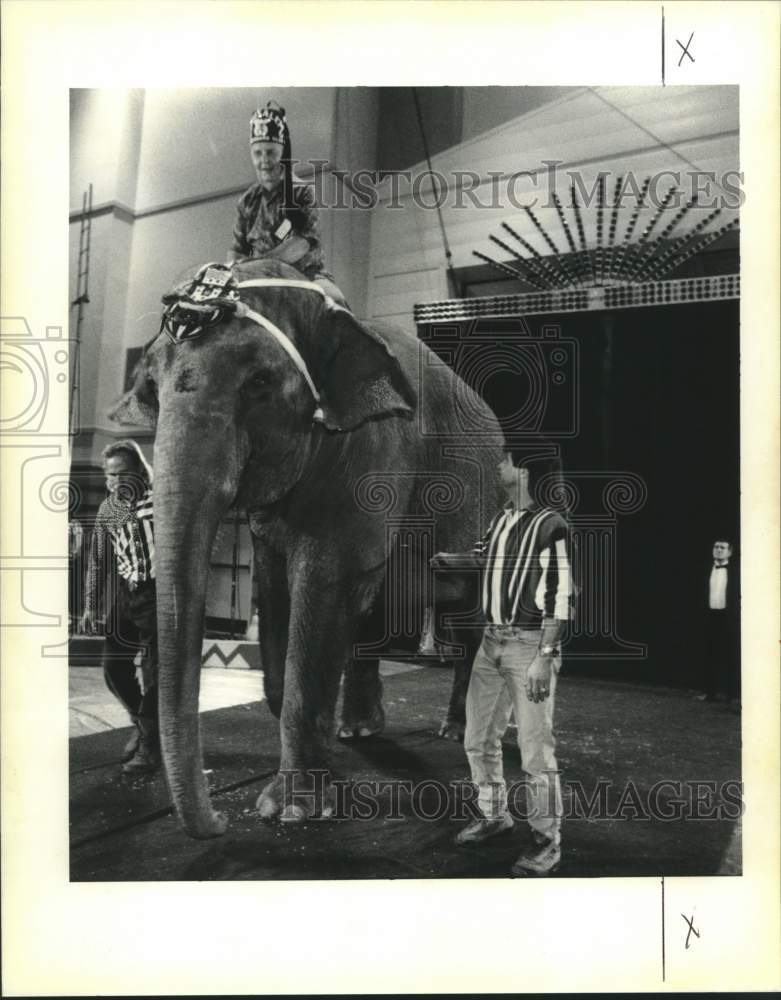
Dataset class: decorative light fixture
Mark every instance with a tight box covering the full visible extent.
[473,177,739,290]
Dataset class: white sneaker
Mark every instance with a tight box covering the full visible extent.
[511,834,561,876]
[455,813,514,845]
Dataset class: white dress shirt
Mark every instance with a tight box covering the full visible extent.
[709,563,729,610]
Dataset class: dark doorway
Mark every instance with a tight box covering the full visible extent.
[419,299,740,688]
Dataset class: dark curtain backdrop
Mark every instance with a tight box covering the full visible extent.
[420,299,740,687]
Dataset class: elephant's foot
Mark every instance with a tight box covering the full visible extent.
[182,808,229,839]
[339,666,385,739]
[337,702,385,740]
[439,717,466,742]
[441,659,470,742]
[256,769,337,824]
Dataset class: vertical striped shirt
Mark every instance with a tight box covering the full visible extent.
[84,488,156,616]
[475,504,572,627]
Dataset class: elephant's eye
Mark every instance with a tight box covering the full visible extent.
[244,370,271,396]
[140,373,159,409]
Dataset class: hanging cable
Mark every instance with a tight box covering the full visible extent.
[411,88,460,298]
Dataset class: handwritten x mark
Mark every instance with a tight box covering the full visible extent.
[681,913,700,949]
[677,32,695,66]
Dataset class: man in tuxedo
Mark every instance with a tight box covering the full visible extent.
[696,538,740,704]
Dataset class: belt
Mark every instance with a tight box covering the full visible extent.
[123,577,155,593]
[486,622,540,633]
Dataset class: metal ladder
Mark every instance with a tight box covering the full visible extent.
[70,183,93,434]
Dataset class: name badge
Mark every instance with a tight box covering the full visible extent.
[275,218,292,242]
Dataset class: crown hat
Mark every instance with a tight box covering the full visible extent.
[250,102,289,147]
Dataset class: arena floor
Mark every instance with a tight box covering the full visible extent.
[69,661,742,881]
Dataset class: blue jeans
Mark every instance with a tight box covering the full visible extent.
[464,625,562,844]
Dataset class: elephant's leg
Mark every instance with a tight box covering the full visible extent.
[439,619,483,741]
[253,540,289,720]
[338,566,387,738]
[338,658,385,739]
[256,572,355,823]
[431,572,484,741]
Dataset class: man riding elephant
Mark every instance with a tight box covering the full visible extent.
[227,101,348,307]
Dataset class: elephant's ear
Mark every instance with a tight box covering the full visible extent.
[107,359,158,429]
[316,307,416,431]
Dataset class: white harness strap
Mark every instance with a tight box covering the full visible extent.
[237,278,328,298]
[237,276,351,315]
[233,277,354,423]
[234,299,324,422]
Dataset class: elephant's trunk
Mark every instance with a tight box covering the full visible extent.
[153,429,240,838]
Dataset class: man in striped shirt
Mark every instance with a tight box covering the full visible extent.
[433,445,572,875]
[80,440,160,774]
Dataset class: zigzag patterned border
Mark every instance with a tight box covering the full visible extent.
[201,640,258,670]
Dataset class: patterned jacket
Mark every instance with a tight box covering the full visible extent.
[231,181,326,279]
[84,488,155,619]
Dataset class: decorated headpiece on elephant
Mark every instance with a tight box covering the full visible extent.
[111,259,505,838]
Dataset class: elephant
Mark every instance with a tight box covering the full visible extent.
[111,258,505,838]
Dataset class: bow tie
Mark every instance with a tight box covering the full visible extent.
[712,563,728,569]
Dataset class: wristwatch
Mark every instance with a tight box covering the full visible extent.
[539,644,560,657]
